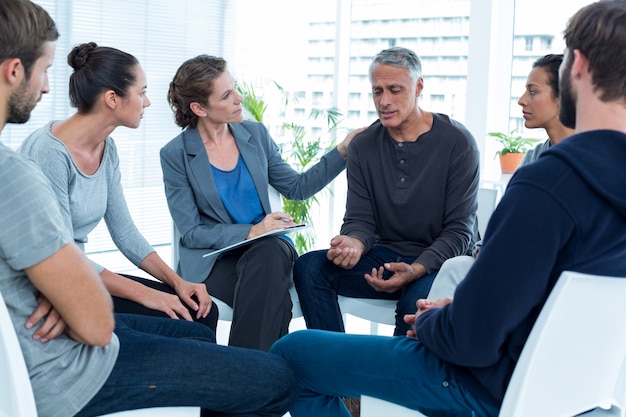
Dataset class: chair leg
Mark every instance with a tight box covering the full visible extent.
[370,322,379,335]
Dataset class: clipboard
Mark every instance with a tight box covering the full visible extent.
[202,223,311,258]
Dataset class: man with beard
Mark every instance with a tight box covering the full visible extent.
[0,2,119,415]
[271,2,626,416]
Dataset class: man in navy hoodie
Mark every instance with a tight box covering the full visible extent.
[271,2,626,416]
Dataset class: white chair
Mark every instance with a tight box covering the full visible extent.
[338,187,500,335]
[101,408,198,416]
[476,187,498,238]
[0,291,199,417]
[0,291,38,417]
[361,395,426,417]
[499,270,626,417]
[337,296,396,334]
[361,270,626,417]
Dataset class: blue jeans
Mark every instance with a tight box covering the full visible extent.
[293,246,437,335]
[270,330,499,417]
[76,314,297,417]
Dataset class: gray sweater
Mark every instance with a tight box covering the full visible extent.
[521,138,552,166]
[18,121,154,273]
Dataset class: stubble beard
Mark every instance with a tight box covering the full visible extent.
[6,79,38,124]
[558,59,577,130]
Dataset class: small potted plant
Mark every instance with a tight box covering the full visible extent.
[488,129,539,174]
[238,80,341,254]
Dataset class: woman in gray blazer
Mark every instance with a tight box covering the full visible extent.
[161,55,362,351]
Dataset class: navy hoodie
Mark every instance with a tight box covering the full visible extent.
[415,130,626,408]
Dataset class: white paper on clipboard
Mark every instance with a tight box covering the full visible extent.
[202,223,311,258]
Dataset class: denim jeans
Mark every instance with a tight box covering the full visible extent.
[271,330,499,417]
[293,245,437,335]
[76,314,297,417]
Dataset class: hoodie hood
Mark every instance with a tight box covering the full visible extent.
[544,130,626,217]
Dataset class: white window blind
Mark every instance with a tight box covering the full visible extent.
[5,0,226,255]
[4,0,594,262]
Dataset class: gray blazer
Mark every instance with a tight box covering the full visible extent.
[160,120,346,283]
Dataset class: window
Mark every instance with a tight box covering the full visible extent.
[7,0,227,260]
[510,0,593,141]
[525,36,534,52]
[9,0,595,265]
[312,92,325,106]
[429,94,446,113]
[348,92,361,107]
[347,110,361,125]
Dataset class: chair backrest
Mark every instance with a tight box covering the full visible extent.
[477,187,498,238]
[361,395,426,417]
[103,407,199,416]
[337,296,397,327]
[0,290,39,417]
[267,185,283,212]
[362,271,626,417]
[499,270,626,417]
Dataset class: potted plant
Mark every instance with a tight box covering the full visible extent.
[488,129,539,174]
[238,81,342,254]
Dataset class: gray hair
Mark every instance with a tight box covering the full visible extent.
[369,47,422,82]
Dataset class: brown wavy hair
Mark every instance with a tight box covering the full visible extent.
[168,55,227,129]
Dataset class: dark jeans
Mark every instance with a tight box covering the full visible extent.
[204,236,297,351]
[112,274,219,332]
[76,314,297,417]
[293,245,437,335]
[271,330,498,417]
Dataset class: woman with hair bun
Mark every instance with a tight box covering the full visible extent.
[19,42,218,331]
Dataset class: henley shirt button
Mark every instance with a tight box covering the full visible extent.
[399,159,405,164]
[442,381,449,388]
[400,177,406,182]
[398,143,403,147]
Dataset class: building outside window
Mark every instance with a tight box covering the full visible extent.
[6,0,593,271]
